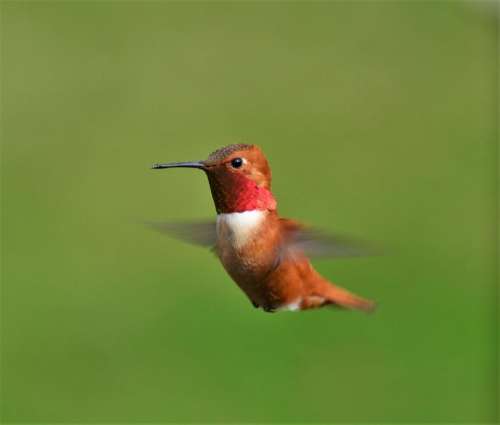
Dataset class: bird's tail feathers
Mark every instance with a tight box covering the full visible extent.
[319,282,376,313]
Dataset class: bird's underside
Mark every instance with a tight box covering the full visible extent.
[149,210,376,313]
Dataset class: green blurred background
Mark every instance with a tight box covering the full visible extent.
[1,1,497,423]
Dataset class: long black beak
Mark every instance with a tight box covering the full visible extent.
[151,161,205,170]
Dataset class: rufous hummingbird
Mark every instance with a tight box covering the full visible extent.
[151,144,375,313]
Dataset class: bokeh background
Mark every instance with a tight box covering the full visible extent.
[1,1,497,423]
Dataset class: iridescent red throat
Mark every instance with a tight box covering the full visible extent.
[206,173,277,214]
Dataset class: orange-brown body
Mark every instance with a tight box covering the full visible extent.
[216,209,373,312]
[153,143,375,313]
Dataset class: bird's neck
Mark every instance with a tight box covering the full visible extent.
[207,174,277,214]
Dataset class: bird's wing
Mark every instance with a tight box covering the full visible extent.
[146,220,216,247]
[279,218,377,259]
[146,218,377,258]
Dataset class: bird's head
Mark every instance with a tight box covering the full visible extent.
[153,144,276,214]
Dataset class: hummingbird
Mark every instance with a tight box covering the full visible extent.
[151,144,375,313]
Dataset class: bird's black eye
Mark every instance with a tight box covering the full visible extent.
[231,158,243,168]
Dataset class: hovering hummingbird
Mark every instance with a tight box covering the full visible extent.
[151,144,375,313]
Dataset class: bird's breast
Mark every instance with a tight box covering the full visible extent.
[215,210,278,277]
[216,210,266,250]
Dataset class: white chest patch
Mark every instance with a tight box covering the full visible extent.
[216,210,265,249]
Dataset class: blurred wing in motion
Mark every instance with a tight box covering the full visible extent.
[146,220,216,247]
[280,218,378,259]
[146,217,378,258]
